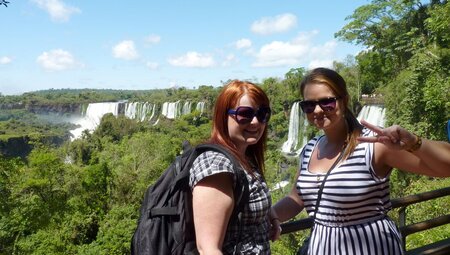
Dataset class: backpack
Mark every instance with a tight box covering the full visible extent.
[131,141,249,255]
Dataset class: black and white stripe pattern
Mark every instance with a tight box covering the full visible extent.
[297,128,403,255]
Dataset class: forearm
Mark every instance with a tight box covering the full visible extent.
[411,139,450,177]
[272,195,304,222]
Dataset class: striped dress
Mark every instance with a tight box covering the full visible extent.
[296,128,404,255]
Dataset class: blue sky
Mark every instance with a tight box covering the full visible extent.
[0,0,369,95]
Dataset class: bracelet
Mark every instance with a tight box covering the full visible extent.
[406,134,422,152]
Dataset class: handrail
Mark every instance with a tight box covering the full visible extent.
[280,186,450,252]
[391,186,450,208]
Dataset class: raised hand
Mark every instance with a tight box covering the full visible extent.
[357,120,418,151]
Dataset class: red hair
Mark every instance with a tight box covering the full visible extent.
[209,80,270,176]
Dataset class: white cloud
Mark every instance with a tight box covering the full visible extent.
[308,59,334,69]
[253,41,309,67]
[235,38,252,49]
[36,49,80,71]
[146,61,159,70]
[32,0,80,22]
[168,51,215,68]
[292,30,319,44]
[251,13,297,35]
[112,40,139,60]
[222,54,238,67]
[145,34,161,44]
[0,56,12,64]
[307,40,337,69]
[310,40,337,57]
[252,31,338,68]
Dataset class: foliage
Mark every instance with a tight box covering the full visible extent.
[0,1,449,253]
[1,0,9,8]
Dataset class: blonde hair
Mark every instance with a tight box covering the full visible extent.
[300,67,362,159]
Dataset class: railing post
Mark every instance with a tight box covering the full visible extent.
[399,206,407,252]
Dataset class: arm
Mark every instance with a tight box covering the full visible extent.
[192,172,234,255]
[358,120,450,177]
[271,170,305,223]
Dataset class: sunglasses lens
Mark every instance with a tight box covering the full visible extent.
[256,107,271,123]
[300,101,316,114]
[300,97,338,113]
[235,107,255,124]
[318,98,337,111]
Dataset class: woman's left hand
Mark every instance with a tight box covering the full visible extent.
[357,120,417,151]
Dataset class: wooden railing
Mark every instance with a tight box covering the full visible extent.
[280,186,450,255]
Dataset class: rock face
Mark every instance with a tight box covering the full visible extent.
[0,102,82,114]
[0,136,32,158]
[26,103,82,114]
[0,135,67,159]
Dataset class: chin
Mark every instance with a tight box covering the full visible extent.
[244,137,260,145]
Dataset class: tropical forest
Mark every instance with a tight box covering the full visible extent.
[0,0,449,254]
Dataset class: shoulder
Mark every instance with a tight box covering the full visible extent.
[190,151,235,188]
[193,151,234,170]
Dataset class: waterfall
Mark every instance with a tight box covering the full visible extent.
[125,102,155,121]
[69,100,205,140]
[161,101,181,119]
[148,103,157,121]
[196,102,206,115]
[357,105,386,127]
[70,102,120,140]
[182,101,192,115]
[281,102,308,156]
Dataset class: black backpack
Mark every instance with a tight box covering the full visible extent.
[131,141,249,255]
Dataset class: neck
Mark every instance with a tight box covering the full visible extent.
[323,119,348,149]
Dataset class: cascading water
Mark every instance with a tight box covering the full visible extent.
[70,102,120,140]
[148,103,157,121]
[196,102,206,115]
[357,104,386,127]
[182,102,192,115]
[281,102,308,156]
[70,100,205,140]
[125,102,155,121]
[161,101,181,119]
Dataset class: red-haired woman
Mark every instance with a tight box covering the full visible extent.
[190,80,279,254]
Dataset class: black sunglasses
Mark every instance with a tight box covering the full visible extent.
[227,106,271,124]
[299,97,340,114]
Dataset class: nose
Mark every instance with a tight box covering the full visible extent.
[312,103,323,113]
[250,115,260,124]
[250,115,264,124]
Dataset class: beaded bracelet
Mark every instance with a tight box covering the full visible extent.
[406,134,422,152]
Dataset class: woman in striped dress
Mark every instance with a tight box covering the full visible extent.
[271,67,450,255]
